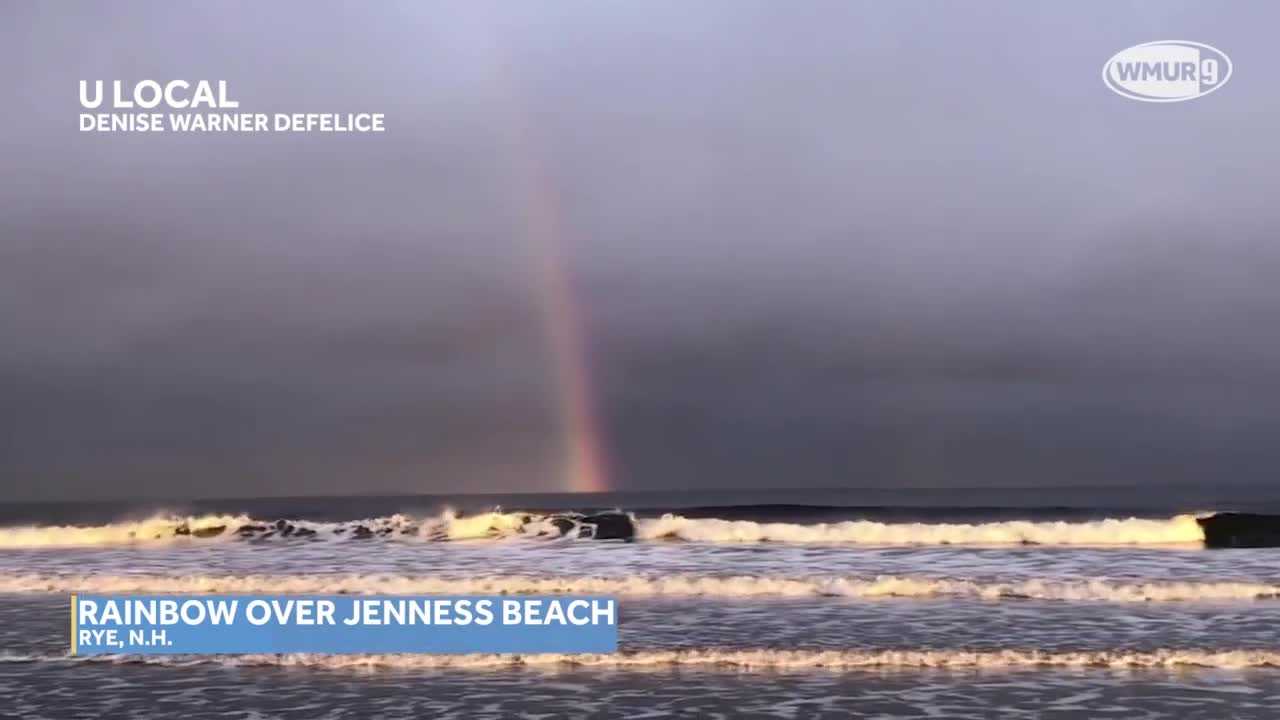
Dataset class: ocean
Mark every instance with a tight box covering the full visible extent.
[4,485,1280,718]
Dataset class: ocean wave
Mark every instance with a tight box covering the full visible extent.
[0,511,547,549]
[17,649,1280,671]
[5,572,1277,602]
[0,514,256,549]
[0,511,1210,548]
[633,514,1206,545]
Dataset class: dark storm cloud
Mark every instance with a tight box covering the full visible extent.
[2,1,1279,499]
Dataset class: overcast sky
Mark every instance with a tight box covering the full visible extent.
[3,1,1279,500]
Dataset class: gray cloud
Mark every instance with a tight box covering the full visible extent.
[2,1,1279,500]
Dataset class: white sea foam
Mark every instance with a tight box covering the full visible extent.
[0,511,1208,548]
[4,572,1275,602]
[0,514,255,548]
[635,514,1206,545]
[0,511,541,549]
[38,648,1280,670]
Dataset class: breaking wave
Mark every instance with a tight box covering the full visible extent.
[5,572,1276,602]
[0,510,1210,548]
[19,649,1280,670]
[0,514,256,549]
[0,511,545,549]
[632,514,1206,545]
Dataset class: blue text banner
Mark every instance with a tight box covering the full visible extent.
[71,594,618,655]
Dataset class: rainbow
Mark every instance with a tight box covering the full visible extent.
[487,31,610,493]
[533,231,610,494]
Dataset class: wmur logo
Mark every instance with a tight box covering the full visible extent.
[1103,41,1232,102]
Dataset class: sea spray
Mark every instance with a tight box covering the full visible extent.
[0,511,1207,548]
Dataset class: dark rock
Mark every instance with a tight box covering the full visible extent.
[192,525,226,538]
[1198,513,1280,548]
[580,513,635,541]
